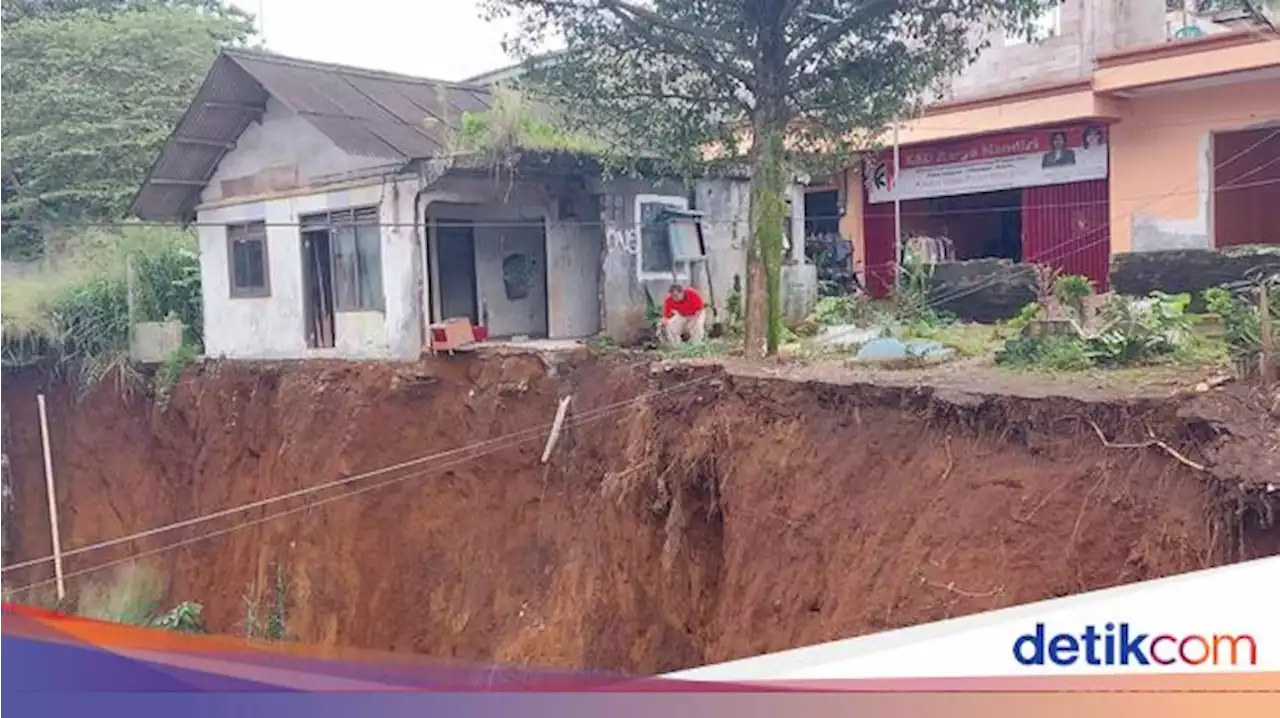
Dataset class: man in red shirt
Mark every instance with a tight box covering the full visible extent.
[661,283,707,345]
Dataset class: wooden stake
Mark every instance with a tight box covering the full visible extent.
[541,395,573,464]
[37,394,66,601]
[1260,283,1275,383]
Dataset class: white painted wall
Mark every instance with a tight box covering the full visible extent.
[200,98,393,205]
[196,176,422,360]
[424,176,606,340]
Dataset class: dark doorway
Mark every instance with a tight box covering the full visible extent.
[302,229,335,348]
[804,189,840,236]
[435,220,478,323]
[900,188,1023,261]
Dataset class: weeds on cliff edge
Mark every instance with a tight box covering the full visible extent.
[996,291,1230,372]
[155,341,199,408]
[242,562,289,641]
[1,225,202,392]
[75,563,205,632]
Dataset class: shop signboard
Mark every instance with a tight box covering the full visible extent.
[865,124,1109,204]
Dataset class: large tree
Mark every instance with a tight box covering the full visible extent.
[1,1,253,259]
[486,0,1047,356]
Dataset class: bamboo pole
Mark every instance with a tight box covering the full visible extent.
[36,394,66,601]
[541,396,573,464]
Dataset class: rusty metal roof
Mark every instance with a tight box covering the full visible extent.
[132,48,492,221]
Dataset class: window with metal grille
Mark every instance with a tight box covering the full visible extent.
[227,222,269,298]
[300,207,384,312]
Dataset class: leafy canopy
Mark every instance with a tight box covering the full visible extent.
[1,0,253,258]
[484,0,1051,175]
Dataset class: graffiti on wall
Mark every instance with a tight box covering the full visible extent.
[605,224,640,255]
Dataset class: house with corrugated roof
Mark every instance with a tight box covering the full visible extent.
[133,48,804,359]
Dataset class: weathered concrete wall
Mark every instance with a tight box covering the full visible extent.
[597,177,781,344]
[424,175,599,340]
[196,175,422,361]
[130,320,184,364]
[199,98,392,205]
[1111,246,1280,310]
[935,0,1166,105]
[928,259,1037,323]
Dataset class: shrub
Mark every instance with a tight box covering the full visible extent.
[1053,274,1094,318]
[77,564,165,626]
[2,225,202,390]
[996,334,1094,371]
[807,295,864,326]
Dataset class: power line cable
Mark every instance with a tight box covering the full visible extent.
[0,370,719,576]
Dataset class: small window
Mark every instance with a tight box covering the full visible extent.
[227,222,269,298]
[636,194,687,278]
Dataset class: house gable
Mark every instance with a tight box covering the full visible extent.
[198,96,392,205]
[131,48,492,221]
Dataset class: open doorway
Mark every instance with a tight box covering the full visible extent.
[435,220,479,324]
[900,188,1023,261]
[302,229,335,348]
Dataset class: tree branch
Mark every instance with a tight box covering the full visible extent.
[785,1,897,76]
[600,0,747,51]
[780,0,807,22]
[602,5,754,89]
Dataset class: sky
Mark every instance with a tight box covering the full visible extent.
[229,0,522,82]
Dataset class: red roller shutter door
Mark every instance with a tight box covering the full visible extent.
[862,185,897,298]
[1022,179,1110,292]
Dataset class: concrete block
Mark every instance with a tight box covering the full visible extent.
[131,320,185,364]
[781,263,819,326]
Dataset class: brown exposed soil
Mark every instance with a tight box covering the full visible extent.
[2,352,1276,674]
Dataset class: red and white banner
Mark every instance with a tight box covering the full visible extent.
[865,124,1109,204]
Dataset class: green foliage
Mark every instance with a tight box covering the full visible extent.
[997,292,1200,371]
[659,337,729,360]
[1204,282,1280,376]
[997,334,1094,371]
[894,248,953,333]
[1089,292,1192,366]
[453,85,607,159]
[1053,274,1093,318]
[807,295,867,326]
[486,0,1047,356]
[156,341,198,405]
[151,601,206,633]
[1005,302,1044,332]
[724,276,745,335]
[644,290,662,326]
[2,226,202,391]
[77,564,166,626]
[76,563,206,632]
[1,0,253,258]
[243,562,289,641]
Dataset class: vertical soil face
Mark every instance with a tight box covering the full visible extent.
[2,355,1274,673]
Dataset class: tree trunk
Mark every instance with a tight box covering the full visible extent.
[743,129,767,359]
[748,131,787,356]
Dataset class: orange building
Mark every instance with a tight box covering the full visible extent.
[811,20,1280,297]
